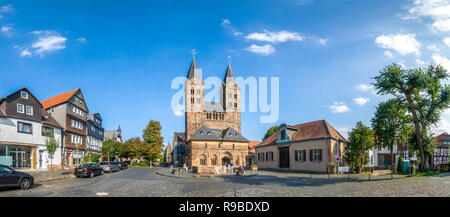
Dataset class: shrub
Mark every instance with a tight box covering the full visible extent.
[397,155,403,174]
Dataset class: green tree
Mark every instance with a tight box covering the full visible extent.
[373,63,450,171]
[124,137,145,163]
[371,99,412,172]
[343,122,375,173]
[142,120,164,164]
[407,129,437,166]
[102,139,119,161]
[45,132,58,174]
[263,125,279,141]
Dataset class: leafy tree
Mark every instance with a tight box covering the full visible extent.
[45,132,58,173]
[102,139,119,161]
[142,120,164,163]
[124,137,145,162]
[373,63,450,171]
[116,142,129,160]
[263,125,279,141]
[343,122,375,173]
[371,99,412,172]
[83,153,101,163]
[407,129,437,166]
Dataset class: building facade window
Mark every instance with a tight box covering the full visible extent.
[71,119,83,130]
[258,153,265,161]
[17,103,24,114]
[42,126,54,137]
[25,106,33,116]
[200,155,207,166]
[211,155,217,165]
[17,122,32,134]
[310,149,322,162]
[295,150,306,162]
[20,91,28,99]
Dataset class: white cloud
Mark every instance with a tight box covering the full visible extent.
[244,44,275,55]
[415,59,426,65]
[406,0,450,32]
[432,53,450,71]
[1,26,12,37]
[221,19,231,26]
[246,30,303,43]
[384,50,394,59]
[233,31,243,36]
[318,38,328,45]
[20,49,31,57]
[353,97,370,106]
[173,104,184,117]
[432,109,450,135]
[444,37,450,47]
[329,102,350,113]
[375,34,421,56]
[336,126,351,139]
[427,44,440,51]
[31,31,67,54]
[0,4,14,13]
[356,84,376,95]
[77,37,87,43]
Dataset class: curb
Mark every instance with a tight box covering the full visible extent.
[154,171,259,180]
[35,175,75,183]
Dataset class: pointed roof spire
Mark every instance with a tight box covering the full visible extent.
[187,49,198,79]
[118,125,121,132]
[223,56,235,83]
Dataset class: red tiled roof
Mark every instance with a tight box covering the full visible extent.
[41,88,79,109]
[257,120,347,148]
[436,133,449,142]
[248,141,261,154]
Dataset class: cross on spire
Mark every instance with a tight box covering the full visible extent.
[191,49,197,61]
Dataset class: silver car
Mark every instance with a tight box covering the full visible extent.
[99,161,120,173]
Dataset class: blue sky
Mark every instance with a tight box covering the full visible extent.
[1,0,449,145]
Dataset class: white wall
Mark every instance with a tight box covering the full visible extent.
[0,117,62,169]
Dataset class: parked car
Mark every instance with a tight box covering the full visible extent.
[0,164,34,189]
[116,162,128,170]
[74,164,104,178]
[99,161,120,173]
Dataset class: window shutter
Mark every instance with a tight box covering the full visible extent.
[295,150,298,161]
[271,152,274,161]
[303,150,306,162]
[310,150,313,162]
[319,149,323,161]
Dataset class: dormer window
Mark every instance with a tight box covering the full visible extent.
[281,130,286,140]
[21,91,28,99]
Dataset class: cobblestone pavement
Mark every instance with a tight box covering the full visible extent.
[0,167,449,197]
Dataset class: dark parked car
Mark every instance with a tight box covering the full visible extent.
[116,162,128,170]
[0,164,34,189]
[74,163,104,178]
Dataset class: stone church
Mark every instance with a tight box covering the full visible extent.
[173,57,248,173]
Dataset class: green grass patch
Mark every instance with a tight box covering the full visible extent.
[407,171,442,177]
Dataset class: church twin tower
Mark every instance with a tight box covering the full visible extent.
[184,58,241,140]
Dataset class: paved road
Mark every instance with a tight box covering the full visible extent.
[0,167,449,197]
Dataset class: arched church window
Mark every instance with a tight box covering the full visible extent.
[211,155,218,166]
[200,155,207,166]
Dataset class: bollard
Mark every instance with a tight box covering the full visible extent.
[347,172,350,182]
[310,173,313,182]
[369,173,371,181]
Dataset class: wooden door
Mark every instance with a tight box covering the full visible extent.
[279,147,290,168]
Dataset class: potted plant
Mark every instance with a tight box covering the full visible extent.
[250,164,258,171]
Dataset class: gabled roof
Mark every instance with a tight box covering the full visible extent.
[436,133,449,142]
[41,108,63,129]
[41,88,79,109]
[257,120,347,148]
[248,141,261,154]
[190,126,248,142]
[0,87,43,107]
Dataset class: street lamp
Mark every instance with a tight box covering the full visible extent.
[74,142,81,166]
